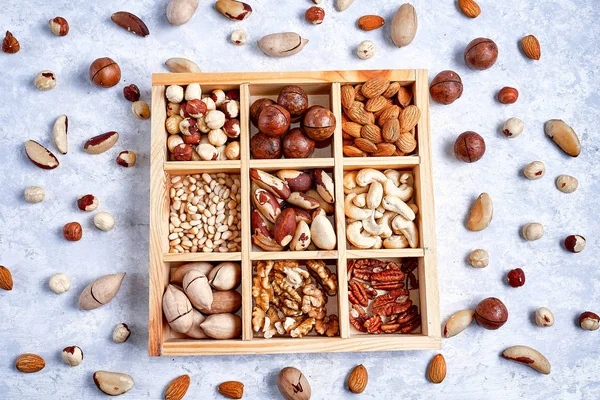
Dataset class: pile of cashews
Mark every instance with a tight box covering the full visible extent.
[344,168,418,249]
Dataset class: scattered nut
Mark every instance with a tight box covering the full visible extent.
[475,297,508,330]
[258,32,309,58]
[165,375,191,399]
[132,100,151,119]
[52,114,68,154]
[34,70,56,91]
[458,0,481,18]
[556,174,578,193]
[79,273,126,310]
[507,268,525,288]
[443,309,475,338]
[357,40,376,60]
[112,323,131,343]
[93,371,135,396]
[278,367,311,400]
[579,311,600,331]
[63,222,82,241]
[0,265,14,291]
[49,17,69,36]
[357,15,385,31]
[123,84,140,102]
[502,346,551,374]
[116,150,137,167]
[165,57,201,73]
[61,346,83,366]
[522,222,544,241]
[166,0,199,26]
[77,194,99,212]
[89,57,121,88]
[467,193,493,231]
[535,307,554,327]
[216,0,252,21]
[523,161,545,180]
[429,70,463,104]
[502,117,524,138]
[454,131,485,163]
[390,3,418,48]
[545,119,581,157]
[427,354,446,384]
[94,212,115,231]
[464,37,498,70]
[15,354,45,373]
[305,6,325,24]
[498,87,519,104]
[25,140,59,169]
[521,34,541,60]
[111,11,149,37]
[565,235,586,253]
[84,131,119,154]
[231,28,247,45]
[469,249,489,268]
[347,364,368,393]
[218,381,244,399]
[49,273,71,294]
[24,186,45,203]
[2,31,20,53]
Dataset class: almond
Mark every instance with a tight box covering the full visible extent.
[347,364,368,393]
[382,119,400,143]
[521,35,541,60]
[361,77,390,99]
[428,354,446,384]
[396,132,417,153]
[373,143,396,157]
[342,121,363,138]
[343,145,366,157]
[165,374,190,400]
[361,124,383,143]
[25,140,59,170]
[357,15,385,31]
[397,86,413,107]
[341,85,355,109]
[0,265,13,291]
[458,0,481,18]
[111,12,150,36]
[218,381,244,399]
[399,105,421,132]
[382,81,401,98]
[354,138,378,153]
[365,96,388,112]
[346,103,373,125]
[354,84,366,101]
[15,354,45,373]
[377,105,401,125]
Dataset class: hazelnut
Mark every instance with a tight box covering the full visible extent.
[469,249,489,268]
[182,132,201,145]
[251,132,282,159]
[179,117,198,136]
[223,119,241,138]
[277,86,309,120]
[197,116,210,133]
[210,89,227,107]
[579,312,600,331]
[231,28,248,45]
[201,96,217,111]
[556,174,578,193]
[49,17,69,36]
[221,100,240,119]
[250,98,275,127]
[173,143,193,161]
[453,131,485,163]
[112,323,131,343]
[205,110,226,130]
[89,57,121,88]
[507,268,525,288]
[49,273,71,294]
[123,84,140,102]
[196,143,219,160]
[63,222,82,241]
[564,235,586,253]
[522,222,544,241]
[94,212,115,231]
[166,85,184,103]
[24,186,45,203]
[535,307,554,327]
[208,129,228,147]
[132,100,150,119]
[283,128,315,159]
[224,141,240,160]
[475,297,508,330]
[502,117,524,138]
[2,31,20,54]
[258,104,291,137]
[305,6,325,24]
[429,70,463,105]
[34,70,56,91]
[302,105,336,141]
[166,102,181,117]
[498,87,519,104]
[464,37,498,70]
[77,194,99,212]
[523,161,545,180]
[225,90,240,101]
[116,150,137,167]
[185,99,207,118]
[185,83,202,101]
[357,40,376,60]
[167,135,184,153]
[61,346,83,367]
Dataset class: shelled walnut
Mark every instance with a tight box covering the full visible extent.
[251,260,339,339]
[348,259,420,334]
[165,84,240,161]
[168,173,241,254]
[341,78,420,157]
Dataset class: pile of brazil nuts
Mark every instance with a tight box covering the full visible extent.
[344,168,418,249]
[169,173,241,253]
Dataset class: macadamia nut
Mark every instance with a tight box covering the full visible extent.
[94,212,115,231]
[49,273,71,294]
[24,186,45,203]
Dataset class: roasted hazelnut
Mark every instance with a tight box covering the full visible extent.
[475,297,508,330]
[173,143,193,161]
[464,38,498,70]
[250,98,275,127]
[116,150,137,167]
[283,128,315,159]
[63,222,82,241]
[565,235,586,253]
[454,131,485,163]
[305,6,325,24]
[579,312,600,331]
[251,132,281,159]
[523,161,545,179]
[61,346,83,366]
[34,70,56,91]
[112,323,131,343]
[210,89,226,107]
[277,86,309,121]
[123,84,140,102]
[498,87,519,104]
[223,119,241,138]
[89,57,121,88]
[302,105,336,141]
[132,100,150,119]
[49,17,69,37]
[225,89,240,101]
[507,268,525,288]
[179,117,198,136]
[224,141,240,160]
[185,99,207,118]
[205,110,226,130]
[167,135,184,153]
[429,70,463,105]
[258,104,291,137]
[522,222,544,241]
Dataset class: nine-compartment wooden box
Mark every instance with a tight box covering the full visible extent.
[149,69,440,356]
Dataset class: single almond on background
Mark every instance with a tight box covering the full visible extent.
[111,11,150,36]
[458,0,481,18]
[165,374,190,400]
[428,354,446,383]
[0,266,13,291]
[357,15,385,31]
[347,364,368,393]
[16,354,45,373]
[218,381,244,399]
[521,35,541,60]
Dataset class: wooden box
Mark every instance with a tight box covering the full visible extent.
[149,70,440,356]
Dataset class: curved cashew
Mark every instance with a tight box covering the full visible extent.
[400,172,414,186]
[372,236,383,249]
[344,193,373,220]
[353,193,366,208]
[343,171,358,190]
[362,214,386,236]
[383,195,415,221]
[356,168,387,187]
[376,212,394,238]
[409,203,419,215]
[346,221,378,249]
[374,205,385,219]
[344,185,369,195]
[384,179,413,202]
[383,235,409,249]
[366,181,384,209]
[392,215,419,248]
[384,169,401,186]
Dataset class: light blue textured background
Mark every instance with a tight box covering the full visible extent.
[1,0,599,398]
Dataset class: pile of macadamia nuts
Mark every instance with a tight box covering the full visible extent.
[165,84,241,161]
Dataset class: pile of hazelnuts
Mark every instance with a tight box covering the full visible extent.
[250,86,337,159]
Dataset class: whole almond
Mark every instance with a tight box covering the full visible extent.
[361,124,383,143]
[341,85,355,109]
[382,81,401,98]
[521,35,541,60]
[111,12,149,36]
[354,84,366,101]
[382,119,400,143]
[357,15,385,31]
[373,143,396,157]
[346,103,373,125]
[428,354,446,383]
[458,0,481,18]
[397,86,413,107]
[218,381,244,399]
[342,121,362,138]
[361,77,390,99]
[16,354,45,373]
[354,138,378,153]
[343,145,365,157]
[365,96,388,112]
[377,105,401,125]
[0,265,13,291]
[396,132,417,153]
[347,364,368,393]
[165,374,190,400]
[399,105,421,132]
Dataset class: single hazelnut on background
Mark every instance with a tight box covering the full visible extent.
[49,273,71,294]
[535,307,554,327]
[506,268,525,288]
[231,28,247,45]
[48,17,69,36]
[34,70,56,91]
[498,87,519,104]
[579,312,600,331]
[464,37,498,70]
[116,150,137,167]
[63,222,82,241]
[522,222,544,241]
[305,6,325,24]
[123,84,140,102]
[61,346,83,366]
[24,186,45,203]
[77,194,99,212]
[469,249,489,268]
[523,161,545,180]
[89,57,121,88]
[564,235,586,253]
[94,212,115,232]
[503,117,524,138]
[356,40,376,60]
[132,100,150,119]
[429,70,463,105]
[454,131,485,163]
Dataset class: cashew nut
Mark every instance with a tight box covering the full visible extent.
[343,171,358,190]
[400,172,413,186]
[384,169,401,186]
[409,203,419,215]
[372,236,383,249]
[376,212,394,238]
[383,195,415,221]
[366,181,384,209]
[374,205,385,219]
[353,193,366,208]
[346,221,378,249]
[392,215,418,248]
[344,193,373,220]
[362,214,386,236]
[356,168,387,187]
[384,179,413,202]
[383,235,409,249]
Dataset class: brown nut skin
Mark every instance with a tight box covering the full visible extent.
[63,222,82,241]
[302,105,336,141]
[251,132,282,159]
[89,57,121,88]
[258,104,291,137]
[498,87,519,104]
[305,6,325,24]
[182,132,201,145]
[250,98,275,127]
[464,38,499,70]
[273,208,297,246]
[565,235,586,253]
[277,86,309,121]
[507,268,525,288]
[123,84,140,102]
[49,17,69,36]
[223,119,241,138]
[475,297,508,330]
[454,131,485,163]
[283,128,315,159]
[173,143,193,161]
[430,70,463,105]
[579,311,600,331]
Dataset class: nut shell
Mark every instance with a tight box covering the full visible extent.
[283,128,315,158]
[250,98,275,127]
[454,131,485,163]
[89,57,121,88]
[251,132,281,159]
[258,104,291,137]
[303,106,336,141]
[429,70,463,105]
[277,86,309,120]
[475,297,508,330]
[464,38,498,70]
[278,367,311,400]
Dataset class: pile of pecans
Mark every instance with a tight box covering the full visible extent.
[168,173,241,253]
[348,258,420,334]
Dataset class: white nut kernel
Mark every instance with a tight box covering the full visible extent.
[522,222,544,241]
[556,174,578,193]
[535,307,554,327]
[231,28,248,45]
[34,70,56,91]
[469,249,489,268]
[523,161,545,180]
[112,323,131,343]
[357,40,376,60]
[94,212,115,231]
[49,273,71,294]
[502,117,524,138]
[166,85,184,103]
[61,346,83,366]
[24,186,45,203]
